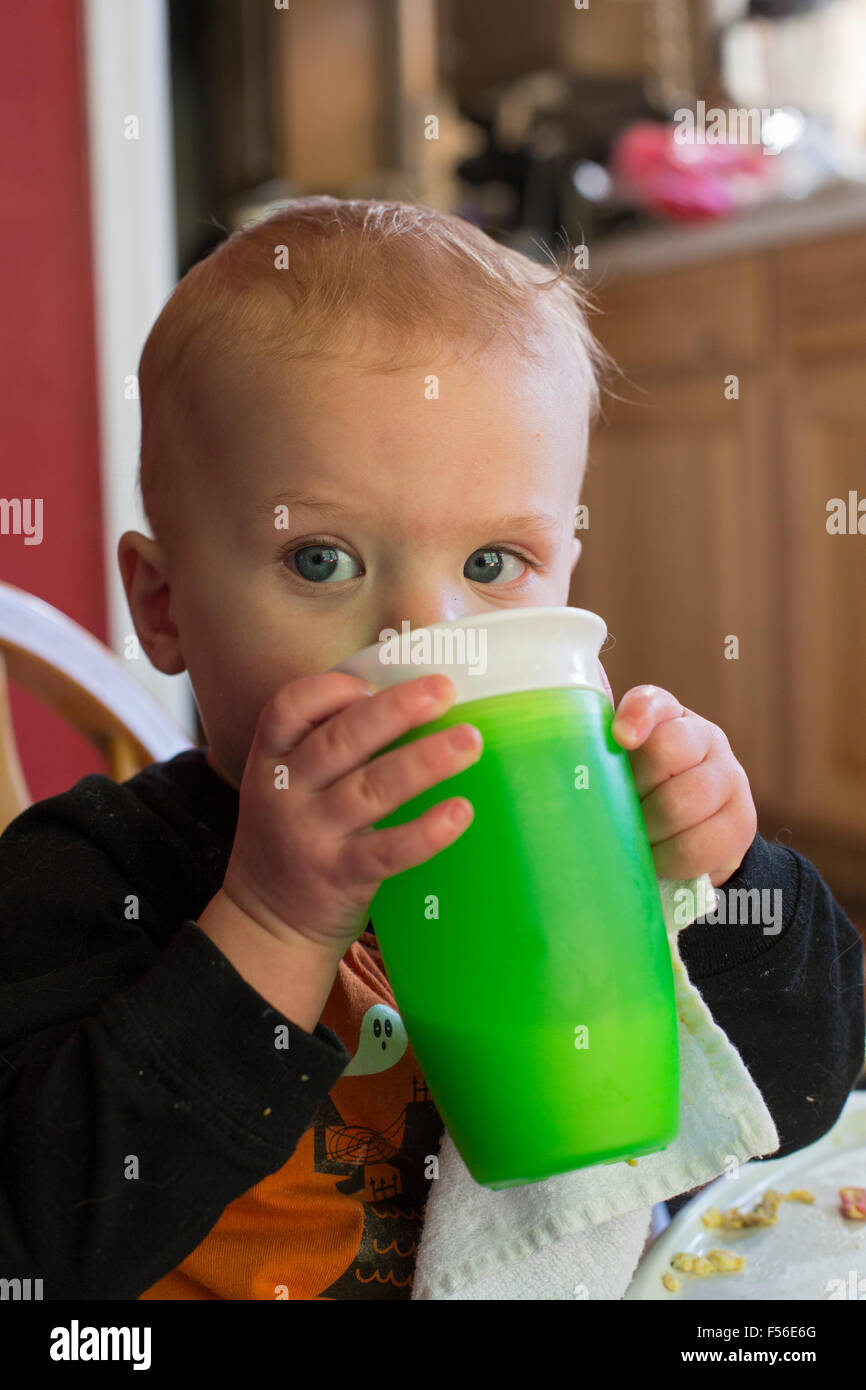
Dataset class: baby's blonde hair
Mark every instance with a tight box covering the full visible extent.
[137,196,610,549]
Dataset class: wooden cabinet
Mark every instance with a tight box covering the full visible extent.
[589,255,772,375]
[574,371,784,810]
[778,234,866,360]
[575,230,866,899]
[783,355,866,839]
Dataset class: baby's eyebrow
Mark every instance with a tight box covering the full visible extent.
[258,487,344,516]
[477,511,562,535]
[258,488,562,535]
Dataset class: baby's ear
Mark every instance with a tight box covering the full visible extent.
[569,536,582,573]
[116,531,185,676]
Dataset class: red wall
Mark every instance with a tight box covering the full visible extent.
[0,0,108,802]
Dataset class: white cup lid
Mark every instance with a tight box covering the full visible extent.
[329,606,608,707]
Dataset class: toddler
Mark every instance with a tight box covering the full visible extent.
[0,197,863,1299]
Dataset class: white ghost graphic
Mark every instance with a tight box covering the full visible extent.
[341,1003,409,1076]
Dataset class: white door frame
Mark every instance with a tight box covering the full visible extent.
[82,0,196,738]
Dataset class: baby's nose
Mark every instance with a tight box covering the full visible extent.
[376,600,473,640]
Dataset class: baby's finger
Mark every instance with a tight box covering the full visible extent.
[611,685,686,749]
[254,672,377,761]
[629,716,716,800]
[324,722,483,835]
[639,755,731,845]
[290,674,456,791]
[650,795,745,882]
[338,797,476,893]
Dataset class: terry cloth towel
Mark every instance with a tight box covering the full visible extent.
[411,873,780,1300]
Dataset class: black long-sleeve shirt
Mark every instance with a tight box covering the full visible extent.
[0,748,863,1298]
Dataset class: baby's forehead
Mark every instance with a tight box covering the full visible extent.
[210,303,581,384]
[239,334,585,421]
[183,320,588,496]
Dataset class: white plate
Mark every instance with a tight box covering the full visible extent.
[624,1090,866,1300]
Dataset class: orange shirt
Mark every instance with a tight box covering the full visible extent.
[139,926,445,1300]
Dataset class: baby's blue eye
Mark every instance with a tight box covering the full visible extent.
[464,548,523,584]
[292,544,359,583]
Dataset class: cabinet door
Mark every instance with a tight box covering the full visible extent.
[589,255,770,376]
[783,356,866,838]
[571,373,784,810]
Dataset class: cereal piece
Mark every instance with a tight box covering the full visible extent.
[662,1272,681,1292]
[839,1187,866,1221]
[671,1252,695,1272]
[739,1189,783,1225]
[670,1248,745,1276]
[625,1158,638,1167]
[699,1186,813,1230]
[707,1248,745,1272]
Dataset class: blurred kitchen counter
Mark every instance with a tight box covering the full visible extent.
[592,177,866,279]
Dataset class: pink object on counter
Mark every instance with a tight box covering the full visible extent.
[609,121,771,224]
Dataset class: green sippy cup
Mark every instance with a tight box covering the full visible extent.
[331,607,679,1189]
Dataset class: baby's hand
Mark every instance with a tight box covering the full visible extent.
[222,672,481,957]
[605,679,757,888]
